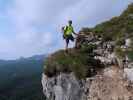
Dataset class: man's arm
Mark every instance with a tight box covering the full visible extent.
[73,31,77,35]
[72,26,78,35]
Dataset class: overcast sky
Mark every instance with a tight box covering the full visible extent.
[0,0,133,60]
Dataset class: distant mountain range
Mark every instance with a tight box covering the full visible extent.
[0,54,46,100]
[0,54,46,61]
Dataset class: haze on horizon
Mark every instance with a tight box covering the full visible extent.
[0,0,133,60]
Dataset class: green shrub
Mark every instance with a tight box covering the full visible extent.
[127,50,133,61]
[80,43,97,53]
[115,47,125,59]
[44,49,101,79]
[116,38,125,46]
[79,27,93,35]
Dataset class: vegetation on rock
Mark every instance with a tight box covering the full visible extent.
[44,3,133,79]
[44,47,103,79]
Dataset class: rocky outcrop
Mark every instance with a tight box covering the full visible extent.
[42,32,133,100]
[42,4,133,100]
[87,66,133,100]
[42,66,133,100]
[42,73,87,100]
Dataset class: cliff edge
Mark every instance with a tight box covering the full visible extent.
[42,4,133,100]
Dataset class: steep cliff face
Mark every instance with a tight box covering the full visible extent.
[42,73,87,100]
[41,32,133,99]
[42,66,133,100]
[42,4,133,100]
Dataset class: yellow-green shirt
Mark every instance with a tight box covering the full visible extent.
[64,25,74,35]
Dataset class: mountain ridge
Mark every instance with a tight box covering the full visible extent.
[0,54,46,100]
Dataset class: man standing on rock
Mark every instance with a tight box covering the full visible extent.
[62,20,78,52]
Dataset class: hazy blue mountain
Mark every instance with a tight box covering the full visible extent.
[0,55,46,100]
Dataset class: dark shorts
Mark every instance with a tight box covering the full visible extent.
[64,34,74,44]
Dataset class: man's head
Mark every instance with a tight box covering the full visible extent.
[68,20,72,25]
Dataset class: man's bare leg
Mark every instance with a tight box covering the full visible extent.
[66,43,68,51]
[65,40,69,53]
